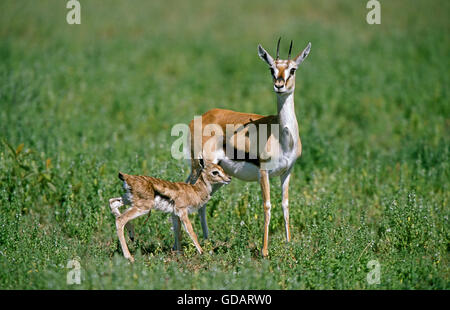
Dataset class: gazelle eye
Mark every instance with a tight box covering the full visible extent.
[212,170,219,176]
[270,68,275,76]
[290,68,296,75]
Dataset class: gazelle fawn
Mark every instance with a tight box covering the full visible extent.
[109,159,231,262]
[181,38,311,257]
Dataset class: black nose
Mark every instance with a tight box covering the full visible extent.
[275,84,283,89]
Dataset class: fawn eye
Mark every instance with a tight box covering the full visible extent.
[212,170,219,176]
[290,68,296,75]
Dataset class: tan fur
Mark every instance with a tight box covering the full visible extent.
[189,109,282,160]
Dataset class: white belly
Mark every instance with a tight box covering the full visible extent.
[219,154,296,182]
[153,195,174,213]
[220,158,260,181]
[201,130,299,182]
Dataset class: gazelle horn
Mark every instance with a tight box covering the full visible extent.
[288,40,293,60]
[276,37,281,60]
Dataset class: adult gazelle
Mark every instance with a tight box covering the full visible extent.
[175,38,311,257]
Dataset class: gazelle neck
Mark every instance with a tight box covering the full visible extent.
[276,91,298,132]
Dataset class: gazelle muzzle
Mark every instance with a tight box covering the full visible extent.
[274,78,285,89]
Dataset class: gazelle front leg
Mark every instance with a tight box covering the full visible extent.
[260,170,271,257]
[198,206,208,239]
[198,183,223,239]
[280,170,292,242]
[178,210,203,254]
[171,213,183,251]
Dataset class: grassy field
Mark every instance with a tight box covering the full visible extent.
[0,0,448,289]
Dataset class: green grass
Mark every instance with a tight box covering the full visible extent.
[0,0,449,289]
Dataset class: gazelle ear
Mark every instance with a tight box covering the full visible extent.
[294,42,311,66]
[258,44,275,66]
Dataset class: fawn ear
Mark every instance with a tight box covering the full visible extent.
[199,157,205,170]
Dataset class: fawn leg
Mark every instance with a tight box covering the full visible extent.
[116,207,149,262]
[179,210,203,254]
[172,172,197,250]
[109,197,123,217]
[109,197,135,242]
[184,168,217,241]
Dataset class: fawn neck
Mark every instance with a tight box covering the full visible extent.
[192,173,212,201]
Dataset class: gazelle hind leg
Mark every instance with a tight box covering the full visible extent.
[260,170,271,257]
[281,171,292,242]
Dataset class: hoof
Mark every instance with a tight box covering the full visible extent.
[172,243,181,251]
